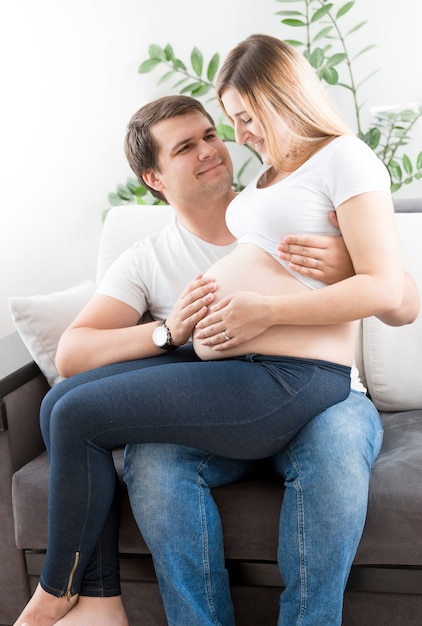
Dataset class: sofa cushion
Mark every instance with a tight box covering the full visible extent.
[362,213,422,412]
[354,409,422,565]
[12,408,422,566]
[8,280,96,387]
[12,449,149,554]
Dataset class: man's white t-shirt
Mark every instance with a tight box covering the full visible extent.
[97,214,366,393]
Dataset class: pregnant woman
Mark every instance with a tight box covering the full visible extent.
[14,34,405,626]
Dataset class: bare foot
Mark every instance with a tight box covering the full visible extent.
[13,583,78,626]
[54,596,128,626]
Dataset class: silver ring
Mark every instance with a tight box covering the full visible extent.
[222,330,231,342]
[313,258,318,269]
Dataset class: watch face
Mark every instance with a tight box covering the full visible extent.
[153,325,169,347]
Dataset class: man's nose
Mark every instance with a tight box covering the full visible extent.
[198,141,217,160]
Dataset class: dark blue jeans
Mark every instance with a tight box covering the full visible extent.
[39,346,350,598]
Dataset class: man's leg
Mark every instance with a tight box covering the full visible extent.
[272,391,383,626]
[124,443,259,626]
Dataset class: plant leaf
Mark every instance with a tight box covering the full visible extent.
[336,1,355,18]
[322,66,339,85]
[191,47,203,77]
[164,44,175,61]
[157,70,175,85]
[313,26,334,42]
[309,47,325,69]
[327,52,348,66]
[345,20,366,36]
[311,4,334,23]
[148,44,166,60]
[402,154,413,175]
[281,18,307,27]
[116,184,133,201]
[207,53,220,81]
[138,58,162,74]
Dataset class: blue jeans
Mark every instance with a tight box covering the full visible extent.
[39,347,350,598]
[124,391,383,626]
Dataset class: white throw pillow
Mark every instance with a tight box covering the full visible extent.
[8,280,96,387]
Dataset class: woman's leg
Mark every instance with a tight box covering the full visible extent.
[13,348,201,626]
[23,354,350,624]
[271,391,383,626]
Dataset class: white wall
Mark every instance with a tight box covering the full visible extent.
[1,0,421,338]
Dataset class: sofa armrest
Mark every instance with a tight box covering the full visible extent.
[0,333,51,622]
[0,333,50,473]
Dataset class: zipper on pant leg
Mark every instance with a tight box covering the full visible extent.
[65,551,80,602]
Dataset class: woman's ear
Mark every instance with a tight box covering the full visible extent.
[142,169,164,192]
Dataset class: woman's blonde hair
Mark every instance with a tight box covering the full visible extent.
[216,34,353,171]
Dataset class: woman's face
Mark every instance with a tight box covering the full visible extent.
[220,87,271,165]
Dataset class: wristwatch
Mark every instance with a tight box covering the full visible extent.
[152,319,178,350]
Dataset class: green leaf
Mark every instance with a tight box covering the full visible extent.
[322,66,339,85]
[327,52,348,67]
[313,26,334,42]
[148,44,166,61]
[207,53,220,81]
[191,47,203,77]
[173,58,187,72]
[276,10,304,16]
[138,58,162,74]
[216,123,235,141]
[389,161,402,181]
[281,18,307,27]
[164,44,175,61]
[180,81,209,96]
[116,184,133,201]
[417,151,422,170]
[191,83,212,97]
[362,127,381,149]
[283,39,306,47]
[157,70,175,85]
[352,44,377,60]
[402,154,413,175]
[126,177,144,195]
[172,76,190,89]
[108,192,123,207]
[346,20,366,36]
[336,1,355,18]
[309,47,325,69]
[311,4,334,23]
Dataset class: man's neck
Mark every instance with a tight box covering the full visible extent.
[173,192,237,246]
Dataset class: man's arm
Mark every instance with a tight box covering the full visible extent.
[56,275,217,377]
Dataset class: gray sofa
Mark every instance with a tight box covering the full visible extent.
[1,199,422,625]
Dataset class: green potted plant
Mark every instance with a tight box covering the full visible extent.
[107,0,421,213]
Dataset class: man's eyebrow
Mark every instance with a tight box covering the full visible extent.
[171,126,216,153]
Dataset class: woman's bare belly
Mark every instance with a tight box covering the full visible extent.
[192,244,357,363]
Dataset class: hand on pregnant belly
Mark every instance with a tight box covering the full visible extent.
[194,290,270,352]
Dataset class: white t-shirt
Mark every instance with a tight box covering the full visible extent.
[97,216,237,320]
[97,212,366,393]
[226,135,392,290]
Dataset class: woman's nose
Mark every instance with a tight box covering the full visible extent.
[234,123,249,145]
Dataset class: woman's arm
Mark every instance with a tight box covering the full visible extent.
[278,211,419,326]
[196,192,416,349]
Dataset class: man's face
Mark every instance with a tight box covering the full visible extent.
[146,111,234,207]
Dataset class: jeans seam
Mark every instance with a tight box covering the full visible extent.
[286,448,307,625]
[197,454,224,626]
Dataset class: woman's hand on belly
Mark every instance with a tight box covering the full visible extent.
[194,290,270,352]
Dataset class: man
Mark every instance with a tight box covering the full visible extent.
[53,95,418,626]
